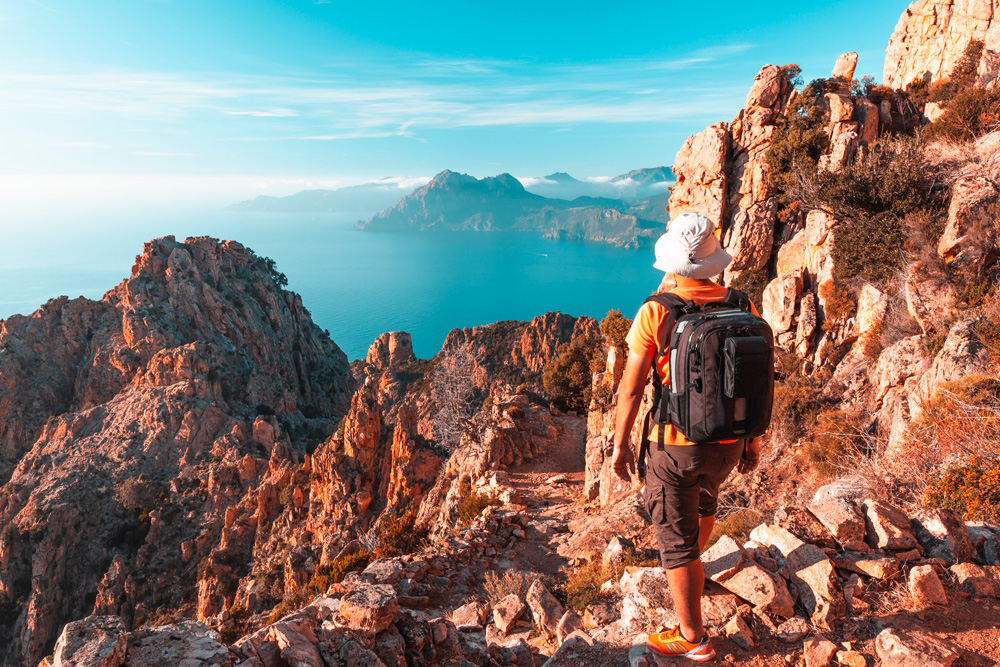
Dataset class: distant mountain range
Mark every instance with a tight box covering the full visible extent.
[228,177,426,214]
[228,167,674,216]
[355,169,671,248]
[520,167,673,200]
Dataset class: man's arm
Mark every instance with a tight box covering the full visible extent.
[611,350,653,482]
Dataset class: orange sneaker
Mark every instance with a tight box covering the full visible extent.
[646,626,716,661]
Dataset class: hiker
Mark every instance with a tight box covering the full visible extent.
[611,212,766,662]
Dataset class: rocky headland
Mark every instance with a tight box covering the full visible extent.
[4,1,1000,666]
[355,170,669,249]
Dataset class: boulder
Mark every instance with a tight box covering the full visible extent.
[619,567,676,632]
[724,614,755,649]
[701,536,795,619]
[750,525,845,630]
[938,175,998,262]
[526,579,565,639]
[373,627,406,667]
[123,621,233,667]
[583,599,619,627]
[808,499,866,545]
[908,564,948,606]
[775,616,811,643]
[492,594,527,635]
[269,622,324,667]
[804,637,839,667]
[774,506,838,550]
[763,271,804,335]
[832,52,858,81]
[452,601,490,628]
[828,552,900,580]
[500,640,534,666]
[912,509,976,566]
[967,522,1000,565]
[837,650,867,667]
[339,584,400,635]
[603,536,636,568]
[52,615,127,667]
[874,627,960,667]
[949,562,1000,598]
[556,610,586,645]
[862,499,918,550]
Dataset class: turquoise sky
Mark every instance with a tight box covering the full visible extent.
[0,0,908,202]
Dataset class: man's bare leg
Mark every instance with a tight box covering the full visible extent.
[665,559,705,642]
[661,515,716,643]
[698,515,715,552]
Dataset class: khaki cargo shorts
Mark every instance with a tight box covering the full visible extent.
[644,440,744,569]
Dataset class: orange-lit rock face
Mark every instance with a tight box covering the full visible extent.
[0,235,352,667]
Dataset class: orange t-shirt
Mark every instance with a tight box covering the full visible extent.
[625,282,760,446]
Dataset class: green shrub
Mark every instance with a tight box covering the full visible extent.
[563,551,659,612]
[813,137,936,284]
[505,406,525,420]
[766,78,832,204]
[374,510,430,558]
[820,284,856,330]
[729,267,767,310]
[458,489,502,526]
[771,356,825,445]
[925,86,1000,143]
[925,456,1000,521]
[116,476,157,514]
[309,550,372,594]
[599,310,632,348]
[279,485,295,510]
[542,335,599,412]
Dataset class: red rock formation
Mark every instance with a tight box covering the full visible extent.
[0,236,352,667]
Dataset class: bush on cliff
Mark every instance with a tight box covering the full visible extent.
[308,549,373,594]
[925,87,1000,143]
[765,78,832,204]
[802,136,940,284]
[432,348,477,451]
[599,310,632,349]
[925,456,1000,522]
[543,334,599,412]
[374,509,430,559]
[458,488,502,525]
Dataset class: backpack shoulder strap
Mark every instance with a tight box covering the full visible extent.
[724,288,752,313]
[642,292,691,358]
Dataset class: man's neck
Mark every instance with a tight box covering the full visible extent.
[674,275,718,289]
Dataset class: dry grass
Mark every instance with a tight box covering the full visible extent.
[483,570,537,606]
[705,509,766,551]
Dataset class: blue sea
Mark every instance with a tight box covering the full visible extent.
[0,209,662,361]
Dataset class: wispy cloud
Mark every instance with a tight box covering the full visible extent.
[53,141,108,148]
[0,50,751,146]
[225,108,298,117]
[133,151,193,156]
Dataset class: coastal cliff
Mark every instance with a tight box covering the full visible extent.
[4,0,1000,665]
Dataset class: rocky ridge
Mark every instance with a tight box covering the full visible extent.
[884,0,1000,89]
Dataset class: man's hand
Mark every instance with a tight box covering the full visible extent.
[738,437,761,474]
[612,443,636,483]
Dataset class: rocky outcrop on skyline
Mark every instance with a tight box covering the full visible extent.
[356,170,668,248]
[884,0,1000,89]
